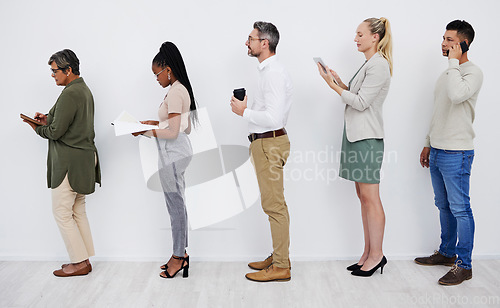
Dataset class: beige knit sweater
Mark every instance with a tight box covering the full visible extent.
[425,59,483,150]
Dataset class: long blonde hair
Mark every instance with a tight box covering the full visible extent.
[364,17,393,76]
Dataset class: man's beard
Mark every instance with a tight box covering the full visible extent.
[248,48,260,58]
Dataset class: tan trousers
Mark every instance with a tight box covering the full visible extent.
[51,174,95,263]
[250,134,290,268]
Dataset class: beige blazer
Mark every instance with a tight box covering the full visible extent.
[341,52,391,142]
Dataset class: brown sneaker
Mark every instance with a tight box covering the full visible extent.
[414,251,456,266]
[245,264,291,282]
[438,263,472,286]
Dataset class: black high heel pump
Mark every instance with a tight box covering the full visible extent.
[351,256,387,277]
[346,263,363,271]
[160,255,189,279]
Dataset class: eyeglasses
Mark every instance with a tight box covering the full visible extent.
[247,36,265,43]
[50,67,65,75]
[155,67,167,77]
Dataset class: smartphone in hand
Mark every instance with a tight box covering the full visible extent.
[460,41,469,53]
[446,41,469,56]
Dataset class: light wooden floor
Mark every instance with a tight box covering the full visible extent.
[1,260,499,307]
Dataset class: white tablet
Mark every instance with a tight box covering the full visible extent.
[313,57,327,73]
[313,57,338,85]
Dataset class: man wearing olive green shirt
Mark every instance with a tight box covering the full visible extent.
[24,49,100,277]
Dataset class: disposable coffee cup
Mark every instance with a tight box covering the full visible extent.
[233,88,246,101]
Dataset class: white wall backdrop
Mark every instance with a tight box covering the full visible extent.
[1,0,499,261]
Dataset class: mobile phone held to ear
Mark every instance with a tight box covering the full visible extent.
[446,41,469,56]
[233,88,246,101]
[460,41,469,53]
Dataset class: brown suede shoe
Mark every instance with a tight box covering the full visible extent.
[438,263,472,286]
[245,264,291,282]
[414,251,456,266]
[248,254,273,270]
[248,254,291,270]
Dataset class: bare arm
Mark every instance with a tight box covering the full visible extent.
[133,114,181,139]
[184,117,191,135]
[149,113,181,139]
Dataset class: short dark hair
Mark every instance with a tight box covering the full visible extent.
[48,49,80,75]
[253,21,280,53]
[446,20,475,46]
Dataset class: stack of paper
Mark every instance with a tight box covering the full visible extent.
[112,110,158,136]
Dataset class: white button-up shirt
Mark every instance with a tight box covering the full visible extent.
[243,55,293,134]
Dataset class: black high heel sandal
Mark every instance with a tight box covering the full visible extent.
[351,256,387,277]
[160,250,187,270]
[160,255,189,279]
[346,263,363,271]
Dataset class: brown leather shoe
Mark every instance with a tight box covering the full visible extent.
[414,251,456,266]
[53,263,91,277]
[438,263,472,286]
[62,259,92,272]
[245,264,291,282]
[248,254,291,270]
[248,254,273,270]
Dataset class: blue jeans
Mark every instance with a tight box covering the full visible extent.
[429,147,475,269]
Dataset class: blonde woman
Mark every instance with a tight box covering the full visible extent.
[318,17,393,277]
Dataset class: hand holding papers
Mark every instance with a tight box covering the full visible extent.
[112,111,158,136]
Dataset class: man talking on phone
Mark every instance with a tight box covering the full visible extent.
[415,20,483,286]
[230,21,293,282]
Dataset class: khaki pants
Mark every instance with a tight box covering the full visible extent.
[52,174,95,263]
[250,134,290,268]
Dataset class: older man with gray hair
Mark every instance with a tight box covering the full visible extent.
[231,21,293,282]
